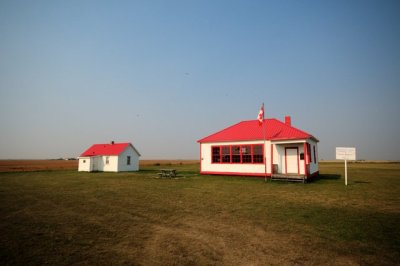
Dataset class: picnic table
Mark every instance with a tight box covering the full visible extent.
[158,169,177,178]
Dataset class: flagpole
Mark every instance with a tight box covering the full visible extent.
[262,109,267,182]
[260,103,267,182]
[257,103,267,182]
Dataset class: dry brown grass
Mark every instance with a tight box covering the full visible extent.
[0,162,398,265]
[0,160,78,172]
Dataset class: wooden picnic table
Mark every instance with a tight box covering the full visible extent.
[158,169,177,178]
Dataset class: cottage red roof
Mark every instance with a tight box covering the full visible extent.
[80,142,131,157]
[197,119,318,143]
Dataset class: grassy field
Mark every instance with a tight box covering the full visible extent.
[0,162,399,265]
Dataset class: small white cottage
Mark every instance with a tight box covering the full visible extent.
[78,141,140,172]
[197,116,319,182]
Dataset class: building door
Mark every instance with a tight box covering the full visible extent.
[91,157,100,172]
[285,147,299,174]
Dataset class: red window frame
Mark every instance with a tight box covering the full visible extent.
[211,146,221,163]
[211,144,264,164]
[307,143,312,163]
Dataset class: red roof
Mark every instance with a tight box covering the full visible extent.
[198,119,318,143]
[80,142,132,157]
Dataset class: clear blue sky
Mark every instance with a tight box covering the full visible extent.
[1,0,399,160]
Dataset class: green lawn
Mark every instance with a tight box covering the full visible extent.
[0,162,399,265]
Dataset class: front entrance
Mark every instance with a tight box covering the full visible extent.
[285,147,299,174]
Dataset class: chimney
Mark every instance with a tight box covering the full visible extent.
[285,116,291,126]
[111,141,115,145]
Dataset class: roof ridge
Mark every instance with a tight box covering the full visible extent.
[92,142,130,144]
[80,142,133,157]
[198,117,318,143]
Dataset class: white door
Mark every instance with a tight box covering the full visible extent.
[285,148,299,174]
[91,157,100,172]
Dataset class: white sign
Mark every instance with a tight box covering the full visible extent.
[336,147,356,161]
[336,147,356,186]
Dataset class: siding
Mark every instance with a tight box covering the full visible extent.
[117,146,140,171]
[78,157,91,171]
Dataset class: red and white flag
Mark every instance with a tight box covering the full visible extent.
[257,103,264,125]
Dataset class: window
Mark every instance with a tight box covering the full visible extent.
[212,147,221,163]
[221,146,231,163]
[242,145,252,163]
[83,160,86,163]
[307,143,312,163]
[253,145,263,163]
[106,156,110,164]
[232,146,241,163]
[313,146,317,163]
[127,156,131,165]
[211,144,264,164]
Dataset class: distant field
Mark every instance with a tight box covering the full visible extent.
[0,160,198,172]
[0,162,399,265]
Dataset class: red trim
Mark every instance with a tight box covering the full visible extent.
[270,144,273,174]
[200,170,272,178]
[304,143,308,177]
[200,143,202,173]
[285,147,299,174]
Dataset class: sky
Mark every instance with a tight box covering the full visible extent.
[1,0,400,160]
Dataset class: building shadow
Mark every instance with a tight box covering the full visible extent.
[315,174,341,180]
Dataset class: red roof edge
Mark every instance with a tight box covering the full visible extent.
[197,121,244,143]
[80,142,141,157]
[198,118,319,143]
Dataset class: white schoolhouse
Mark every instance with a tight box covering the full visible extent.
[197,116,319,182]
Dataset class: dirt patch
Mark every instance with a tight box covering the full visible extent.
[140,217,360,265]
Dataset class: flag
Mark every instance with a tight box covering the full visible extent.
[257,103,264,126]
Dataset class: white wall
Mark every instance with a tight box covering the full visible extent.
[272,142,305,175]
[308,139,319,174]
[78,157,91,171]
[78,156,105,172]
[102,156,119,172]
[117,146,140,171]
[272,139,319,176]
[200,140,271,175]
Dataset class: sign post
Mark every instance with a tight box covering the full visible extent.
[336,147,356,186]
[345,159,348,185]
